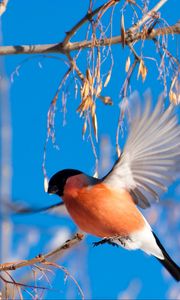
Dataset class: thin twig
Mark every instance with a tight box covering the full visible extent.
[116,58,138,156]
[43,261,85,300]
[42,67,72,180]
[66,52,84,82]
[131,0,168,32]
[0,273,50,291]
[63,1,111,46]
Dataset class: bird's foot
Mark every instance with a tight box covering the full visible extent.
[93,238,119,247]
[93,239,107,247]
[107,240,119,247]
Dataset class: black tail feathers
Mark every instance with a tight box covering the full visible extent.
[153,232,180,282]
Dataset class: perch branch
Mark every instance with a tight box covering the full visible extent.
[0,233,84,272]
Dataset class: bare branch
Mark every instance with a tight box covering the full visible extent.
[0,43,65,56]
[0,273,49,291]
[135,21,180,40]
[0,233,84,272]
[66,52,84,82]
[0,22,179,56]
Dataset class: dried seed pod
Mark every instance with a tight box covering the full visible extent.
[92,113,98,142]
[96,81,102,96]
[86,68,93,85]
[169,90,178,105]
[96,50,101,84]
[141,64,147,82]
[125,56,131,73]
[137,60,147,82]
[82,119,87,139]
[104,70,112,87]
[81,79,90,99]
[169,75,179,105]
[121,13,126,48]
[77,96,94,116]
[116,144,121,158]
[91,102,96,116]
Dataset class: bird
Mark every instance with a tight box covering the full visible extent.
[47,97,180,281]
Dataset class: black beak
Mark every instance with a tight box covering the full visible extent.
[47,185,59,194]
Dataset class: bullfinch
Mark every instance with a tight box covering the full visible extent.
[47,98,180,281]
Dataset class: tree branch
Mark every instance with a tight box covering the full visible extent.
[0,233,84,272]
[0,43,65,56]
[0,22,179,56]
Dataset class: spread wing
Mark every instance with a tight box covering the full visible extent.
[103,96,180,208]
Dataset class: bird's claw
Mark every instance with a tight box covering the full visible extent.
[92,238,119,247]
[93,240,106,247]
[107,240,119,247]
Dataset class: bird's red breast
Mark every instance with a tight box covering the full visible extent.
[63,174,146,238]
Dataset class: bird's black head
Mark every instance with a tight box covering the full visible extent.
[47,169,82,197]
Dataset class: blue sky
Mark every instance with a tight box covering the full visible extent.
[0,0,180,299]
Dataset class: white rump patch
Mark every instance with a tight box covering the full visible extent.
[129,226,164,259]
